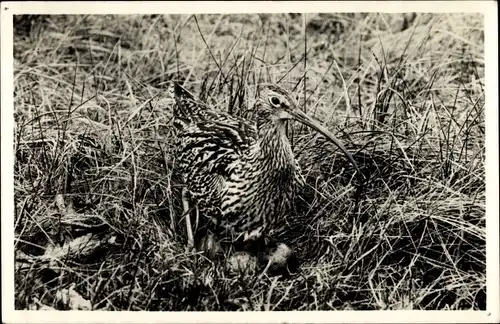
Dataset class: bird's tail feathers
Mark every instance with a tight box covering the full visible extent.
[169,81,209,127]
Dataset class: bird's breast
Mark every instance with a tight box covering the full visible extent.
[220,143,298,232]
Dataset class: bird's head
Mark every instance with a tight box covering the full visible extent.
[251,84,299,125]
[251,84,363,178]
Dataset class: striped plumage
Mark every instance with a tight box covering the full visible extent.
[169,81,361,256]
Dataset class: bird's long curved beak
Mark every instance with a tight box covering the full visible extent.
[290,109,362,178]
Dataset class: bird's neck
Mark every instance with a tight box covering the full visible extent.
[254,122,295,173]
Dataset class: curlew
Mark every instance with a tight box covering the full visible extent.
[169,81,361,272]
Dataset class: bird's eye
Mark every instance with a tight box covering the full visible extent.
[269,96,281,107]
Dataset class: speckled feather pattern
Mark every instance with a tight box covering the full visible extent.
[170,82,303,241]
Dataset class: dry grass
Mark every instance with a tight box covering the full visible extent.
[13,13,485,311]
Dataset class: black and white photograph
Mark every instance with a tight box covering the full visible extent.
[2,1,498,323]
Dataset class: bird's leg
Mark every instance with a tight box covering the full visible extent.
[182,187,194,252]
[240,230,297,277]
[193,203,199,234]
[260,263,273,279]
[259,242,297,278]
